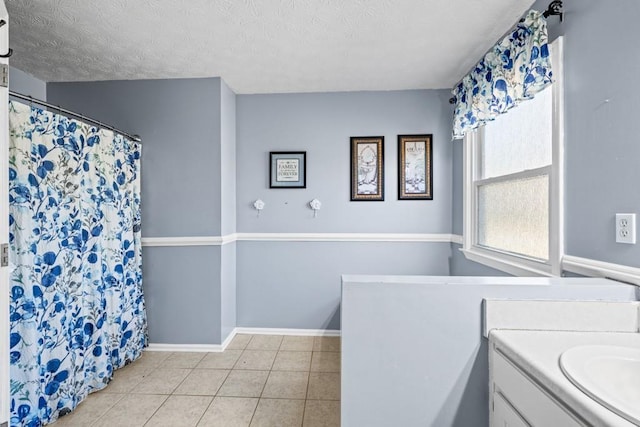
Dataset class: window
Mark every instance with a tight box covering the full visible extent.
[462,37,564,276]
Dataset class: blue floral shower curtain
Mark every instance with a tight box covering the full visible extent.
[8,101,147,427]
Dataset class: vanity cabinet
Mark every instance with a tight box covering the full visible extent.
[489,342,585,427]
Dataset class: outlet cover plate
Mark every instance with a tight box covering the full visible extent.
[616,213,636,244]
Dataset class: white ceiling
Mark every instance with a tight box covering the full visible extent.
[6,0,534,94]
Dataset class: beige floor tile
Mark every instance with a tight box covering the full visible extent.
[174,369,230,395]
[197,397,258,427]
[261,371,309,399]
[102,364,154,394]
[217,370,269,397]
[310,352,341,373]
[307,373,341,400]
[272,351,312,372]
[50,393,124,426]
[303,400,340,427]
[234,350,277,370]
[280,336,314,351]
[131,368,191,394]
[227,334,253,350]
[144,395,213,426]
[246,335,283,350]
[197,350,243,369]
[250,398,305,427]
[163,352,206,369]
[93,393,167,427]
[133,351,172,369]
[313,337,341,352]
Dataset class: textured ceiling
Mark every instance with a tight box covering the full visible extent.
[7,0,534,94]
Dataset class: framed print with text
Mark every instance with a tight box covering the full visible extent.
[270,151,306,188]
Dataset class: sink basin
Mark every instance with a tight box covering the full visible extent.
[560,345,640,425]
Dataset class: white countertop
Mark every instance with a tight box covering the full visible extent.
[490,330,640,427]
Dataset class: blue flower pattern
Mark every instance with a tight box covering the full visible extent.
[8,101,147,426]
[451,10,553,139]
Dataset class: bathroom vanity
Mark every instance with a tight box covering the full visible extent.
[489,330,640,426]
[485,298,640,427]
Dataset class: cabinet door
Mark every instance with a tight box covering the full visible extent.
[493,392,530,427]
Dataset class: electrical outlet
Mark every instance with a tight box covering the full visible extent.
[616,213,636,244]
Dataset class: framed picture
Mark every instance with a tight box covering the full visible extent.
[350,136,384,201]
[270,151,306,188]
[398,134,432,200]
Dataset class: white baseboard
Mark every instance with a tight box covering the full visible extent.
[234,327,341,337]
[146,343,225,352]
[145,327,339,352]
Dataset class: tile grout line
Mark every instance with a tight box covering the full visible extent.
[247,334,278,426]
[141,352,186,426]
[300,337,319,425]
[190,364,232,425]
[139,394,171,427]
[63,335,340,426]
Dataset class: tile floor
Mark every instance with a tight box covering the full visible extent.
[50,334,341,427]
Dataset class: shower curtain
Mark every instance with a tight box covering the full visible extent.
[7,101,147,426]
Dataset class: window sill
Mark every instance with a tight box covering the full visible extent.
[459,246,554,277]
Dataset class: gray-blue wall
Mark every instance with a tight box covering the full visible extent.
[46,81,460,337]
[221,80,237,236]
[144,246,221,344]
[535,0,640,268]
[238,241,452,330]
[9,66,46,100]
[49,78,223,238]
[452,0,640,274]
[237,90,452,233]
[236,90,455,329]
[48,78,234,344]
[220,80,237,341]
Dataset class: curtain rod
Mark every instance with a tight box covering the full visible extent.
[9,91,142,143]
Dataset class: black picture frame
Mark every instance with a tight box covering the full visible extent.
[350,136,384,201]
[269,151,306,188]
[398,134,433,200]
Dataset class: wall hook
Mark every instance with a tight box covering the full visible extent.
[0,48,13,58]
[253,199,265,218]
[309,199,322,218]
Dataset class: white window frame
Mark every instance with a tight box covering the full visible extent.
[461,37,565,277]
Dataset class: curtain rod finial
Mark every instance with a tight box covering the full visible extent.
[543,0,563,22]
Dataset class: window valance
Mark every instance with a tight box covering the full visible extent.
[451,10,553,139]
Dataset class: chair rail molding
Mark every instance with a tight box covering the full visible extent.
[562,255,640,287]
[141,232,462,247]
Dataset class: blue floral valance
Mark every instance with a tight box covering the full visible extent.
[451,10,553,139]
